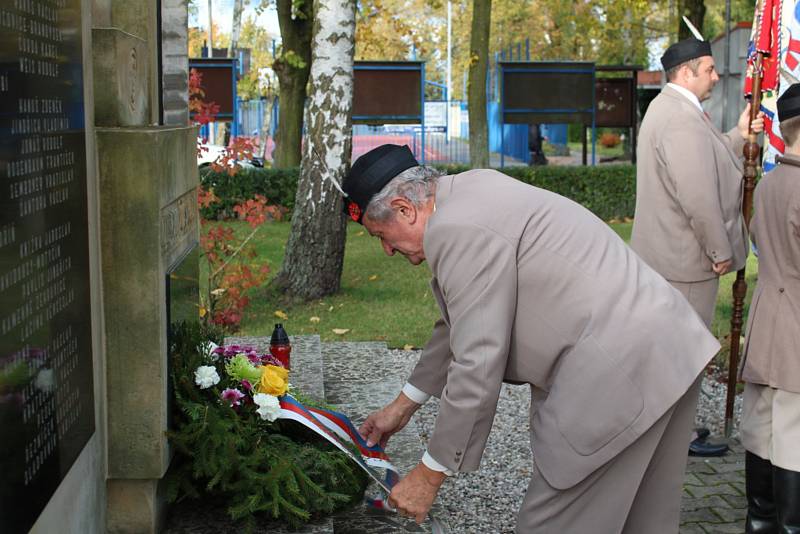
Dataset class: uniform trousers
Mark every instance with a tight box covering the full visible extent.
[741,382,800,471]
[516,378,701,533]
[669,278,720,329]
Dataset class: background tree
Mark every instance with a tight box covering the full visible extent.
[679,0,706,39]
[275,0,355,299]
[272,0,313,168]
[228,0,246,57]
[468,0,491,166]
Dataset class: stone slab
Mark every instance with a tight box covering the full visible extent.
[92,28,150,127]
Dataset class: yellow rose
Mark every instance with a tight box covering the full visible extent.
[258,365,288,396]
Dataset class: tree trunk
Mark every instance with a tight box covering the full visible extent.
[468,0,491,168]
[275,0,355,300]
[678,0,706,40]
[227,0,244,57]
[272,0,313,168]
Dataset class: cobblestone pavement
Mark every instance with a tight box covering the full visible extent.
[681,439,747,533]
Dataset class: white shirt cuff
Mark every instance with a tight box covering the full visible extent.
[402,382,431,405]
[422,451,454,476]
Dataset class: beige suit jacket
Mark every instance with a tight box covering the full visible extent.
[631,85,748,282]
[409,170,719,490]
[741,155,800,393]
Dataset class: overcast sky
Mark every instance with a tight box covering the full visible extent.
[189,0,281,38]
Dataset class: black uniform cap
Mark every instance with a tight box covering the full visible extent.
[342,144,419,224]
[778,83,800,122]
[660,38,712,71]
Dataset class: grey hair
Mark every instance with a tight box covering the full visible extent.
[364,165,442,222]
[665,57,702,82]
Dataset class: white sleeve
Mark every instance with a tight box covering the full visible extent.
[422,450,455,476]
[402,382,431,405]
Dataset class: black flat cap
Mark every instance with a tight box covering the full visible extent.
[342,144,419,223]
[778,83,800,122]
[661,38,712,71]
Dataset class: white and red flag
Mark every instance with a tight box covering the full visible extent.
[744,0,800,170]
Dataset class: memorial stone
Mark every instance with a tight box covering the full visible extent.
[0,0,95,531]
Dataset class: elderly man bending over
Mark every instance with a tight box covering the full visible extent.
[347,144,719,533]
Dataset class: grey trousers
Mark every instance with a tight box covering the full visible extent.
[516,378,701,533]
[669,277,720,329]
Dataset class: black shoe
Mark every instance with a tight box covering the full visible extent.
[774,465,800,534]
[689,438,729,457]
[745,451,777,533]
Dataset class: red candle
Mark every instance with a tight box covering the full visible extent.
[269,323,291,369]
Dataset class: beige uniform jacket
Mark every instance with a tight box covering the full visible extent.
[631,85,748,281]
[408,170,719,490]
[741,155,800,393]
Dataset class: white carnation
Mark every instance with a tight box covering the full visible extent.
[35,369,54,393]
[253,393,281,422]
[194,365,220,389]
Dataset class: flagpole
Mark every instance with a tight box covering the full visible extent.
[725,7,765,437]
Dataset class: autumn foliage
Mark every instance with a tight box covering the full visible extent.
[191,69,277,332]
[199,192,275,332]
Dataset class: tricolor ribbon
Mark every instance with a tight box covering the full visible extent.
[277,395,448,533]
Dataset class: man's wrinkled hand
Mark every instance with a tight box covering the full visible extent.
[713,259,732,275]
[387,463,446,524]
[358,393,419,449]
[738,102,766,138]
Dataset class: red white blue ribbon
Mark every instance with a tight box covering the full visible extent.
[278,395,399,504]
[277,395,448,533]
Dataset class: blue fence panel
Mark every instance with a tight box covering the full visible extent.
[488,102,529,163]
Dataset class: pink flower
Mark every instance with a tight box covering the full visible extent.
[241,379,253,391]
[220,388,245,407]
[260,353,284,368]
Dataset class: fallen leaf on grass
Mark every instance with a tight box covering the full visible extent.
[328,306,334,312]
[332,328,350,335]
[274,310,288,320]
[310,316,321,323]
[356,231,365,237]
[369,275,378,281]
[403,344,414,351]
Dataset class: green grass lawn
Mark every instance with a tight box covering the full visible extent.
[231,221,440,348]
[216,219,757,357]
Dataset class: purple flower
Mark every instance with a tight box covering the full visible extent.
[260,353,284,368]
[221,388,245,407]
[246,352,261,364]
[241,379,253,392]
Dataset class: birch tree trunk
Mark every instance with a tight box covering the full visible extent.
[227,0,244,57]
[468,0,491,168]
[275,0,355,300]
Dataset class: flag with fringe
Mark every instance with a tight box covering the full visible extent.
[744,0,800,171]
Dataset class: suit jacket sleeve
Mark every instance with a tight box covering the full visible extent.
[424,221,517,472]
[722,125,746,159]
[407,318,452,398]
[661,117,733,264]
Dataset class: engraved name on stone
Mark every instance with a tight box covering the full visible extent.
[0,0,92,528]
[161,189,198,256]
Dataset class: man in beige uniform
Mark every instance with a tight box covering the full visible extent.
[632,38,763,455]
[739,84,800,533]
[345,144,721,532]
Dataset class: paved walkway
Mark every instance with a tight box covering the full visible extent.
[681,440,747,533]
